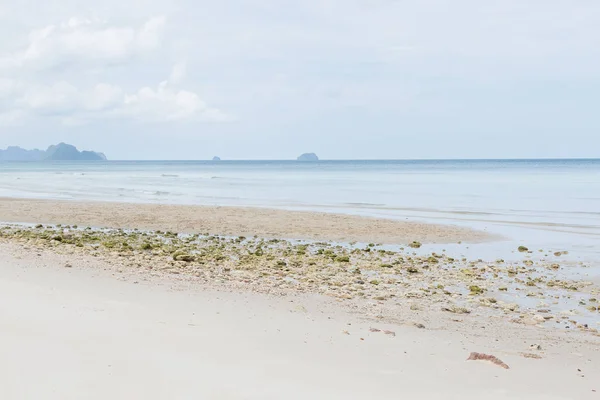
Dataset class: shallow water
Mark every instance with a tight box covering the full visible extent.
[1,159,599,261]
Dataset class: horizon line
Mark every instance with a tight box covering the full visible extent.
[7,157,598,162]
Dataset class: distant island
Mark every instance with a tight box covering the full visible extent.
[297,153,319,162]
[212,156,221,161]
[0,143,107,161]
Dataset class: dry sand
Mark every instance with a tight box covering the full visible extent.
[0,197,495,244]
[1,243,598,400]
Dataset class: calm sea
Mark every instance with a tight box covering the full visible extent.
[1,159,599,262]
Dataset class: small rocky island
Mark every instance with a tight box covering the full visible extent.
[297,153,319,162]
[212,156,221,161]
[0,143,107,161]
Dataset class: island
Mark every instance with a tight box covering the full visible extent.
[297,153,319,162]
[0,146,45,161]
[0,143,107,161]
[45,143,106,161]
[212,156,221,161]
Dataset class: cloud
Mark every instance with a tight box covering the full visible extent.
[16,81,123,116]
[123,81,227,122]
[0,16,166,69]
[168,61,187,85]
[1,67,229,125]
[0,15,229,127]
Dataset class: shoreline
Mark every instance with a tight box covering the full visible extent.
[1,223,598,332]
[0,197,496,245]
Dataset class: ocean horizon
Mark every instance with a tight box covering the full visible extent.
[3,157,598,161]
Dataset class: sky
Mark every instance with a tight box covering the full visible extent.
[0,0,599,160]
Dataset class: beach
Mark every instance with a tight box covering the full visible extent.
[0,197,494,244]
[1,242,598,400]
[1,160,599,399]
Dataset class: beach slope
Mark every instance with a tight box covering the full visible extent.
[0,243,597,399]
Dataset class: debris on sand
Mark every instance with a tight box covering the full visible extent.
[442,305,471,314]
[466,352,510,369]
[368,327,395,337]
[521,353,542,359]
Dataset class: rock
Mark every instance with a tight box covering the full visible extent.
[480,297,497,305]
[212,156,221,161]
[414,323,426,329]
[442,305,471,314]
[502,303,519,312]
[518,246,529,252]
[297,153,319,161]
[64,263,72,268]
[44,143,107,161]
[172,250,195,262]
[469,285,484,295]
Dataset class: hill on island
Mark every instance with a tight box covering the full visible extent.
[0,143,107,161]
[297,153,319,161]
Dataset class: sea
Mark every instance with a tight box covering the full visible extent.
[1,159,599,267]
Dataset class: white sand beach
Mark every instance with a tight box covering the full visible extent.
[0,242,598,400]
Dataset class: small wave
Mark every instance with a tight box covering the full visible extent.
[345,202,386,207]
[154,191,170,196]
[210,176,247,181]
[161,174,179,178]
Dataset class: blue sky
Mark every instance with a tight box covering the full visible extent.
[0,0,599,159]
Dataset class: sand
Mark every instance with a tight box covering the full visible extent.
[1,198,598,399]
[0,197,495,244]
[0,242,598,399]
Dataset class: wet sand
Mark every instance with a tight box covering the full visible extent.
[1,242,598,400]
[0,198,495,244]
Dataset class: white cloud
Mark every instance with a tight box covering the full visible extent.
[18,81,79,114]
[123,80,228,122]
[1,16,166,69]
[1,68,229,125]
[0,15,229,127]
[0,78,19,101]
[0,109,24,126]
[168,61,187,85]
